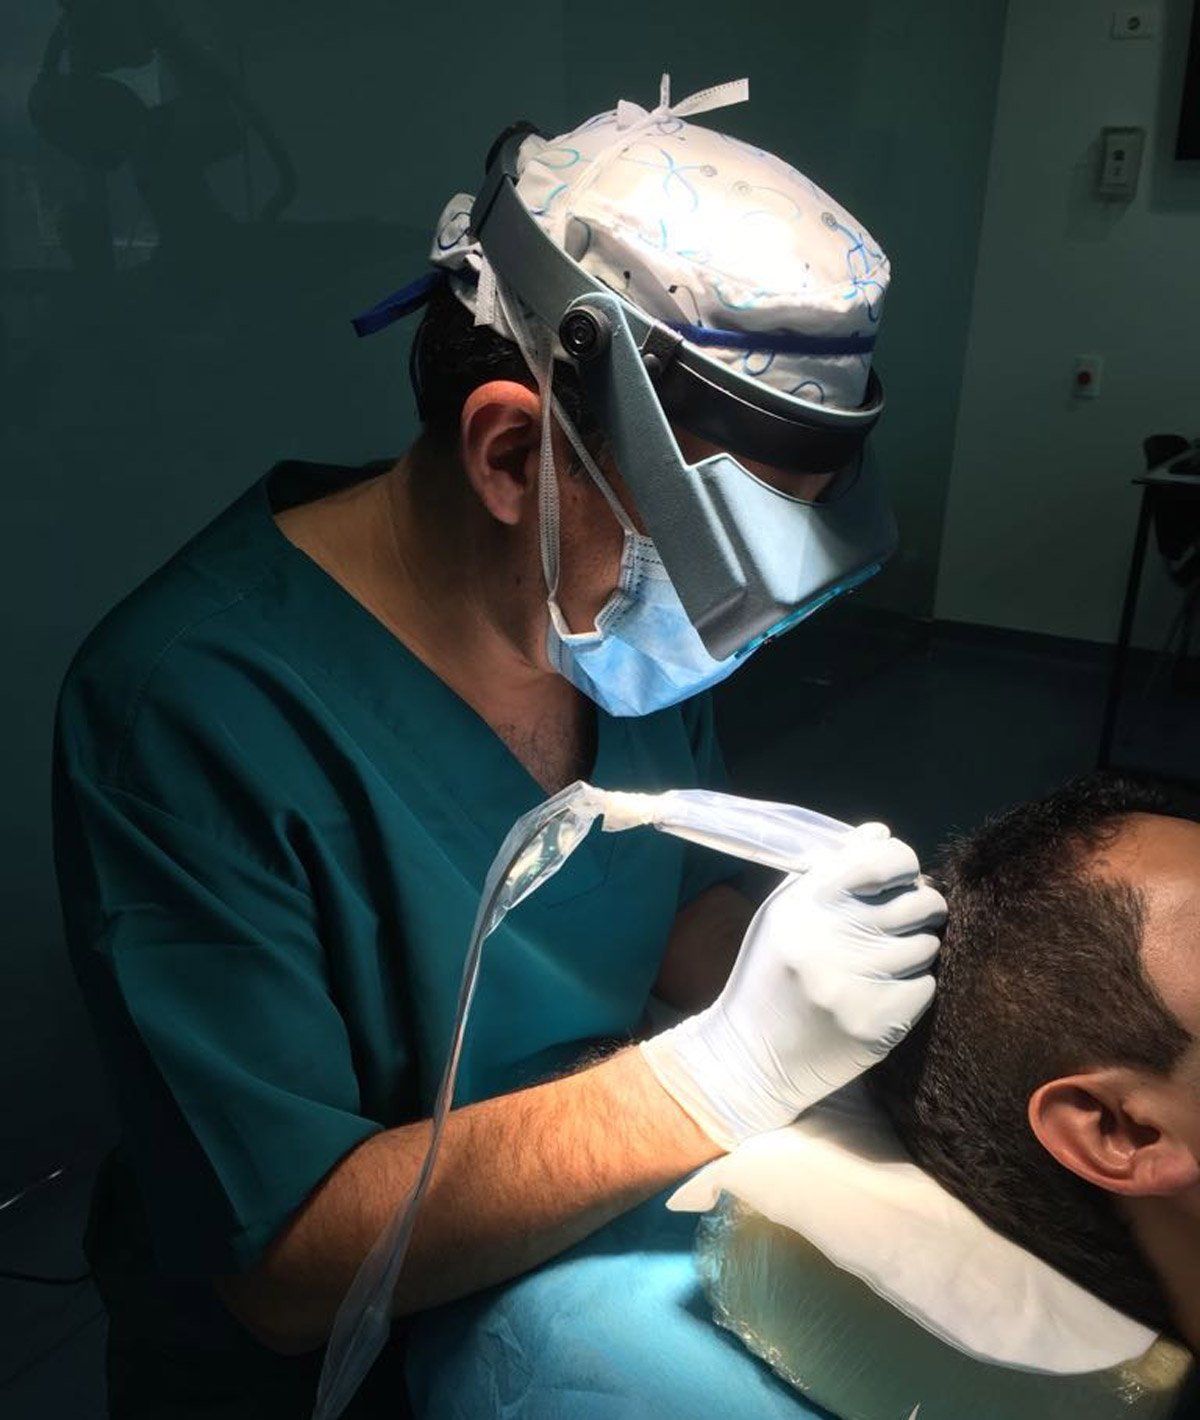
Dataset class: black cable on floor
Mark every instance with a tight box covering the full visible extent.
[0,1268,91,1286]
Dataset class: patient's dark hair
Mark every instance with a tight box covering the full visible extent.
[868,773,1195,1333]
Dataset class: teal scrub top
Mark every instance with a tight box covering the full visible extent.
[53,460,738,1375]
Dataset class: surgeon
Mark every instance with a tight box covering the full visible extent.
[53,77,943,1418]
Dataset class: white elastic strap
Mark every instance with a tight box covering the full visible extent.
[550,398,635,532]
[613,73,750,128]
[474,255,498,331]
[667,76,750,118]
[492,277,563,600]
[538,396,561,600]
[494,267,639,607]
[492,269,653,632]
[553,73,749,245]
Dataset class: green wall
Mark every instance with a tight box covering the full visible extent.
[0,0,1007,1186]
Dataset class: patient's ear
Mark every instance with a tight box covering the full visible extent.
[1029,1071,1200,1198]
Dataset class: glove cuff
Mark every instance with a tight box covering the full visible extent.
[639,1010,798,1152]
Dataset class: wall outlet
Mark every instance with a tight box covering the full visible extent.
[1111,6,1159,39]
[1096,126,1146,199]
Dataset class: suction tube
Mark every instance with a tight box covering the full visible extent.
[313,782,852,1419]
[598,788,852,869]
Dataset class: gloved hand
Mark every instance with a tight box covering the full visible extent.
[640,823,947,1151]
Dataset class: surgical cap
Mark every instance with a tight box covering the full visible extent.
[430,77,890,411]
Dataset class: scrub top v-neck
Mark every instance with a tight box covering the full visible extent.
[54,459,739,1300]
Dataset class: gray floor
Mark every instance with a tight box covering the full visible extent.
[2,614,1195,1419]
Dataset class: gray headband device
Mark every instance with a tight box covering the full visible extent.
[470,124,899,661]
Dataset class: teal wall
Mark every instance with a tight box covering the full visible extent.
[0,1,1007,1186]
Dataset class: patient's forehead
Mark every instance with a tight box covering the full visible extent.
[1090,814,1200,1046]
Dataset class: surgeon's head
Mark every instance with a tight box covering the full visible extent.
[408,277,835,648]
[868,774,1200,1342]
[397,84,891,708]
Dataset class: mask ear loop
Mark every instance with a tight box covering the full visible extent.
[493,280,571,633]
[495,278,647,641]
[551,402,636,533]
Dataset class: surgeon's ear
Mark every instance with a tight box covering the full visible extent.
[1029,1071,1200,1199]
[460,381,543,526]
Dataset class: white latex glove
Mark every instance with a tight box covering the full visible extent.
[640,824,946,1151]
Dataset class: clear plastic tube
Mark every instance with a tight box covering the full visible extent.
[598,788,852,870]
[312,782,851,1420]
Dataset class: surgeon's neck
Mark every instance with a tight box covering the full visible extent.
[378,446,552,683]
[1124,1193,1200,1352]
[275,443,590,787]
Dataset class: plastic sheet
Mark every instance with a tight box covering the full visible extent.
[312,781,852,1419]
[694,1199,1190,1420]
[669,1085,1159,1376]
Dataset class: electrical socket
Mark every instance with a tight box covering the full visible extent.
[1111,6,1159,39]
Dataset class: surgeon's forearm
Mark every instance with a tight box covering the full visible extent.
[217,1047,718,1352]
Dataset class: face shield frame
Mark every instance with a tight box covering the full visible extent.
[469,123,898,661]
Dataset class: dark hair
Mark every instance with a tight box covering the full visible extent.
[409,276,601,454]
[868,773,1194,1333]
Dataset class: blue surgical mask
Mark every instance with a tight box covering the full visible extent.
[546,527,743,717]
[541,417,743,718]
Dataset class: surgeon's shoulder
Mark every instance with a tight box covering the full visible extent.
[57,528,294,788]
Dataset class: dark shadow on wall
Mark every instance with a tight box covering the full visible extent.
[1150,0,1200,209]
[1,0,439,1198]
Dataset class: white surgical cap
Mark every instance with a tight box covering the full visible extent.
[430,75,891,411]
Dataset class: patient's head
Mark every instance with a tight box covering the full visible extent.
[869,774,1200,1338]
